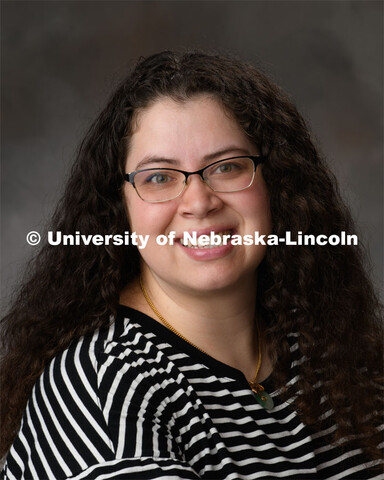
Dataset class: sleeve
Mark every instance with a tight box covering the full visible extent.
[96,339,205,478]
[67,457,201,479]
[4,339,115,480]
[3,335,202,480]
[3,458,200,480]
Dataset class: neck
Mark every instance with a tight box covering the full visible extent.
[127,267,268,382]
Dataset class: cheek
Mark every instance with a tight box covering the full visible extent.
[124,186,148,232]
[124,187,176,235]
[240,185,272,233]
[254,175,272,231]
[259,192,272,232]
[123,186,135,229]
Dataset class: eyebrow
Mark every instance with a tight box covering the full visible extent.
[133,146,251,171]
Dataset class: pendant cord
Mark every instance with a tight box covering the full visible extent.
[139,277,262,387]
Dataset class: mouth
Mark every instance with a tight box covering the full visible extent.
[178,229,235,249]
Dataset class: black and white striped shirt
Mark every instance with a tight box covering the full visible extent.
[3,306,382,479]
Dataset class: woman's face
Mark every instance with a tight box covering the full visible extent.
[123,95,272,294]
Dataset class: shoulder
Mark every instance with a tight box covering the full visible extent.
[94,310,194,413]
[44,310,145,390]
[5,312,193,479]
[4,324,118,479]
[37,312,161,421]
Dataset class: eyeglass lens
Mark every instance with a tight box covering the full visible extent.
[133,157,255,202]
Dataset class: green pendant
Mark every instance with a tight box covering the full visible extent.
[250,383,274,410]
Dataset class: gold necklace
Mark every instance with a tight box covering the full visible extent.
[139,277,274,410]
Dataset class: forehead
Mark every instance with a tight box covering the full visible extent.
[126,95,255,169]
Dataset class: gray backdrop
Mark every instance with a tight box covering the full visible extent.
[1,0,383,306]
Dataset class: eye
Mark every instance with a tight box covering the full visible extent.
[145,173,172,184]
[212,162,241,175]
[216,163,233,173]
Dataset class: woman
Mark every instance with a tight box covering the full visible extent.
[1,51,383,479]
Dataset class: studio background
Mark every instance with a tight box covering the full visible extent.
[1,0,383,305]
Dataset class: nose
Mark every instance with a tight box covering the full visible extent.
[177,174,223,218]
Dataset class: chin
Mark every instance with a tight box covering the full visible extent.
[170,266,257,295]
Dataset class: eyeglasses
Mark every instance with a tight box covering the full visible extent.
[125,155,265,203]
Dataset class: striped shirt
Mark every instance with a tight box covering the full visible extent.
[2,305,382,479]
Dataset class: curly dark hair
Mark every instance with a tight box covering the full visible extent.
[1,51,383,464]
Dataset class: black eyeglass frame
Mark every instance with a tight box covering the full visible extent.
[124,155,265,203]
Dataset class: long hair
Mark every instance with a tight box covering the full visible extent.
[1,51,382,462]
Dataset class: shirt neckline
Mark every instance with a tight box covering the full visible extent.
[116,304,275,392]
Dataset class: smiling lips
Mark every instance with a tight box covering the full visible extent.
[179,230,234,249]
